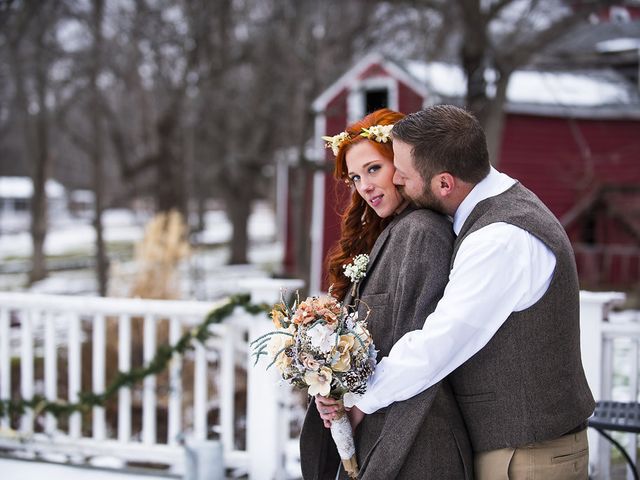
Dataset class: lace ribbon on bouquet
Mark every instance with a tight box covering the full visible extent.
[330,412,358,479]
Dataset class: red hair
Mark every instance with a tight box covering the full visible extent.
[325,108,405,300]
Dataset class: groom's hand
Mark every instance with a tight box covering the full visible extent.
[315,395,343,428]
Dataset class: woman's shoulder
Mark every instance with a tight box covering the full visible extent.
[394,208,453,234]
[385,208,454,248]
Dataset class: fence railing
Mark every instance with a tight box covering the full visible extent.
[581,291,640,480]
[1,288,637,479]
[0,278,303,479]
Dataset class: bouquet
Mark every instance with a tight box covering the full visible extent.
[251,290,376,479]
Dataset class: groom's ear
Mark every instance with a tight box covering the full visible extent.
[434,172,456,197]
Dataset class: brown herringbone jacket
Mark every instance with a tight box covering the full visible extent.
[300,208,473,480]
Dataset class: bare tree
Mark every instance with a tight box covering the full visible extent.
[98,1,194,217]
[455,0,618,164]
[5,1,60,285]
[90,0,108,295]
[10,0,610,288]
[193,0,384,275]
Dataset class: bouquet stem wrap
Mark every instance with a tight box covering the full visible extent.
[330,411,358,479]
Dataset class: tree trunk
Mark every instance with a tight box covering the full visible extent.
[29,28,51,285]
[91,0,108,296]
[7,4,50,285]
[155,107,187,217]
[287,162,312,285]
[227,190,250,265]
[29,147,48,284]
[460,0,489,124]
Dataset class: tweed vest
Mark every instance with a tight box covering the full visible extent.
[448,182,595,453]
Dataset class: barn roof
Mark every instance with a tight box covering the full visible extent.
[313,53,640,119]
[312,52,430,113]
[402,60,640,118]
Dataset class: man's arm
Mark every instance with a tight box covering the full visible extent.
[356,223,556,414]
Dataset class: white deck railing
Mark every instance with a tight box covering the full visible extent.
[1,288,637,479]
[581,291,640,480]
[0,278,303,479]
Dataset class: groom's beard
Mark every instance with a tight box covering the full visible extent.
[399,184,446,214]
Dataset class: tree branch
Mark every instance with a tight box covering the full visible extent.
[487,0,515,21]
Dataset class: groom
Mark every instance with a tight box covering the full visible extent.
[337,105,594,479]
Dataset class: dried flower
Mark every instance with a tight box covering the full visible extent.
[360,124,394,143]
[305,367,333,396]
[322,131,350,156]
[307,323,338,354]
[343,254,369,284]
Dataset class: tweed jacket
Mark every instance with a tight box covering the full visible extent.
[299,208,473,480]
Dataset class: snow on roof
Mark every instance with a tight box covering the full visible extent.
[507,70,637,106]
[596,37,640,53]
[403,60,640,109]
[0,177,66,199]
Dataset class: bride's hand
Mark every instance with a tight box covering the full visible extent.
[315,395,343,428]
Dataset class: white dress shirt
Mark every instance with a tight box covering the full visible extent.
[356,167,557,414]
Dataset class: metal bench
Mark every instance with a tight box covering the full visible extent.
[589,401,640,480]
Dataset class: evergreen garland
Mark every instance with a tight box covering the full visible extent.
[0,293,269,420]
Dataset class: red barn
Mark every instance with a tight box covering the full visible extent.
[293,53,640,294]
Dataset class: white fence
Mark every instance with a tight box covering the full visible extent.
[581,292,640,480]
[0,278,303,479]
[0,288,638,479]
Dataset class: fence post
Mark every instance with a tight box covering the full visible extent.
[240,279,303,480]
[579,290,625,480]
[183,439,224,480]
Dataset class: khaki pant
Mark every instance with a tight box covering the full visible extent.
[475,429,589,480]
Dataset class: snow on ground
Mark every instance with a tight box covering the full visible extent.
[0,202,283,296]
[0,209,145,258]
[0,203,277,259]
[0,457,176,480]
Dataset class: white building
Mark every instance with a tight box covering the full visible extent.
[0,176,68,233]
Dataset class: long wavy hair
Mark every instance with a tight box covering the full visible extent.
[326,108,405,300]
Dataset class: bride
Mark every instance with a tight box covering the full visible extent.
[298,108,473,479]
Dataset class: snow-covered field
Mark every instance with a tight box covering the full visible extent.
[0,202,283,297]
[0,204,277,259]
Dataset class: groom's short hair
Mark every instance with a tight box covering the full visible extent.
[392,105,490,185]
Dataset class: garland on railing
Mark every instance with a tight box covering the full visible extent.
[0,293,269,420]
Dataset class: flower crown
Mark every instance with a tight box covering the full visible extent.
[322,124,394,156]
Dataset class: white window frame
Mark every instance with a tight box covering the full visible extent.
[347,76,399,123]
